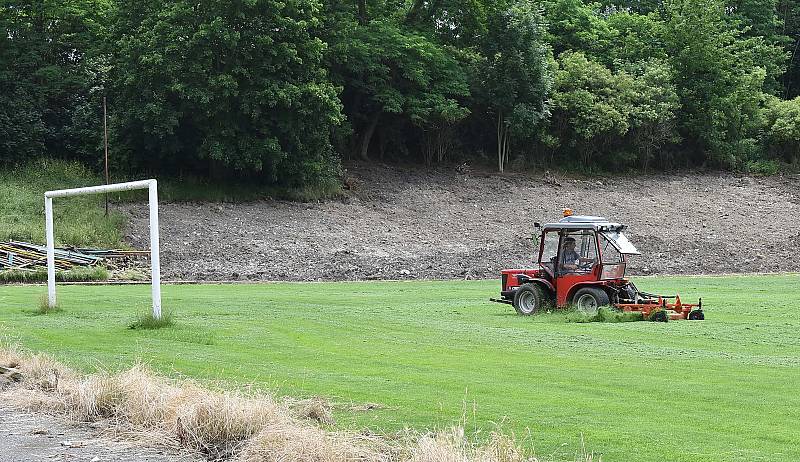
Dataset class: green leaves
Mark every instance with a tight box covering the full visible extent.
[110,0,343,185]
[480,1,553,171]
[0,0,109,166]
[764,95,800,161]
[3,0,800,178]
[551,52,634,162]
[328,18,469,122]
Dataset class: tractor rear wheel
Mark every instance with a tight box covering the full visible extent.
[513,283,546,315]
[572,287,610,316]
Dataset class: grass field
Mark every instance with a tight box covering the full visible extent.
[1,275,798,461]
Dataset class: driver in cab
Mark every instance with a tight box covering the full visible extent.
[559,237,596,274]
[559,237,581,272]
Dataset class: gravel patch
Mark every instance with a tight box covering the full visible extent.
[0,403,199,462]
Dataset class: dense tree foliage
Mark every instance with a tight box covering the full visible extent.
[109,0,344,185]
[0,0,108,167]
[2,0,800,184]
[323,1,470,164]
[481,1,553,172]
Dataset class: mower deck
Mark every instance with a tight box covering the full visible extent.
[616,295,703,320]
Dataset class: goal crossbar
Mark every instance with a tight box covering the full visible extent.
[44,179,162,318]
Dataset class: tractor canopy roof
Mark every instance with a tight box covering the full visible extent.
[542,215,641,254]
[542,215,622,230]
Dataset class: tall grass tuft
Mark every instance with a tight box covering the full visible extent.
[0,266,109,284]
[128,310,175,330]
[35,294,61,315]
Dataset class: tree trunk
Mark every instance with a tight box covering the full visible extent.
[497,112,510,172]
[504,129,510,169]
[497,112,504,172]
[357,0,368,25]
[360,112,380,161]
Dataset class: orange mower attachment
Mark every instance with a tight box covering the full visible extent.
[616,294,704,321]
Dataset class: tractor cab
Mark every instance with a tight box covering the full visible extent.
[538,214,638,303]
[492,210,704,321]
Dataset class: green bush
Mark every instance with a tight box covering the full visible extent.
[745,159,781,175]
[763,96,800,163]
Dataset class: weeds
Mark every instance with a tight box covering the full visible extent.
[35,295,61,315]
[109,174,344,203]
[0,266,109,284]
[114,268,150,281]
[128,310,175,330]
[0,159,124,247]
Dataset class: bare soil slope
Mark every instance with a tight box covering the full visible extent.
[122,164,800,281]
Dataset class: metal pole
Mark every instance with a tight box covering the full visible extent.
[45,179,162,316]
[45,197,56,308]
[148,180,162,319]
[103,96,109,216]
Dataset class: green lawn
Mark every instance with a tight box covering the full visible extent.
[1,275,798,462]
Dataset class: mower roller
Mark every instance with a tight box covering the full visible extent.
[491,210,704,321]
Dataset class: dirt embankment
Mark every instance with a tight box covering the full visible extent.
[121,164,800,282]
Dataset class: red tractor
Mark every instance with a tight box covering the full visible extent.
[492,211,704,321]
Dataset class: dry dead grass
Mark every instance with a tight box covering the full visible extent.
[287,396,336,426]
[0,347,599,462]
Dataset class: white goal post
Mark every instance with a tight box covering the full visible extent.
[44,179,162,318]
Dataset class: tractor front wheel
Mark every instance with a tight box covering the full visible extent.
[513,283,546,315]
[572,287,610,316]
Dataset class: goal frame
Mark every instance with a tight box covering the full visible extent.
[44,179,162,318]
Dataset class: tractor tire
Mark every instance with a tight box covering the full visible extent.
[572,287,610,316]
[513,283,546,315]
[688,310,705,320]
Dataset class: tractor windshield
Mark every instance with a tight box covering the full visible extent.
[600,231,640,255]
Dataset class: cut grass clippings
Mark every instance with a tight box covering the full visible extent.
[528,307,644,323]
[562,307,644,323]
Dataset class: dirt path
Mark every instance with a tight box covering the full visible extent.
[0,403,199,462]
[121,164,800,281]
